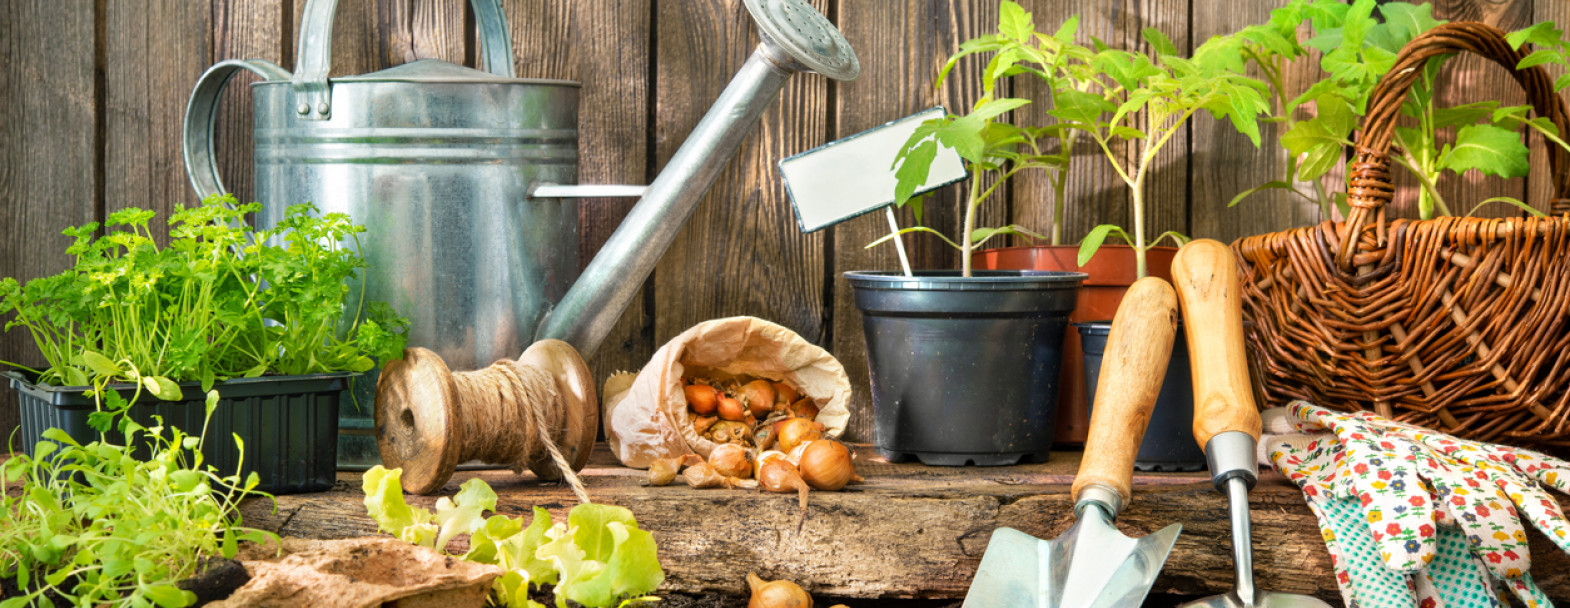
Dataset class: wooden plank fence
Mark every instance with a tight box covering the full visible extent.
[1,0,1563,443]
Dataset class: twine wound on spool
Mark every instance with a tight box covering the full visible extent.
[376,340,599,499]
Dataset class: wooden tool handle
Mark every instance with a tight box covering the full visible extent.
[1172,239,1261,449]
[1072,277,1178,507]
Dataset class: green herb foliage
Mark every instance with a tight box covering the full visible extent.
[881,1,1083,275]
[0,194,409,431]
[1236,0,1567,220]
[1069,26,1270,276]
[362,466,663,608]
[0,392,275,607]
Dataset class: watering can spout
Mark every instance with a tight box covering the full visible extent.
[536,0,857,357]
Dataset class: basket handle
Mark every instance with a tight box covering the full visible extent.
[1337,21,1570,269]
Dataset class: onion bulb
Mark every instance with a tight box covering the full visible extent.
[646,454,703,486]
[777,417,824,453]
[797,440,862,491]
[685,384,719,416]
[754,450,790,479]
[683,461,740,489]
[759,458,811,530]
[772,381,799,406]
[717,394,747,421]
[709,443,751,479]
[692,415,719,437]
[738,380,776,418]
[747,572,812,608]
[788,397,819,421]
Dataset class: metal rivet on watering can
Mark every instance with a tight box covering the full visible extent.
[317,101,330,115]
[296,102,309,115]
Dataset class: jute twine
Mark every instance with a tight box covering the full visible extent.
[448,360,591,503]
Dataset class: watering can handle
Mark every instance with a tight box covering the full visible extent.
[182,59,292,198]
[293,0,516,120]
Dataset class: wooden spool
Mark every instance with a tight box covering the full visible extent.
[373,339,599,495]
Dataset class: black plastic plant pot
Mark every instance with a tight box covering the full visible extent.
[845,270,1086,466]
[5,370,351,494]
[1079,321,1206,471]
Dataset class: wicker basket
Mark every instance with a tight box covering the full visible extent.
[1233,22,1570,447]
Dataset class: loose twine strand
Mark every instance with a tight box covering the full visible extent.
[449,360,591,504]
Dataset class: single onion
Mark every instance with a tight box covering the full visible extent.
[709,443,751,479]
[647,457,680,486]
[747,572,812,608]
[772,381,800,406]
[692,415,719,437]
[798,440,862,491]
[758,458,811,530]
[717,394,747,421]
[685,384,719,416]
[754,450,790,479]
[683,461,734,489]
[738,379,776,418]
[788,397,819,420]
[777,417,824,453]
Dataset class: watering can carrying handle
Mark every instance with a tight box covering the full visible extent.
[294,0,515,120]
[182,59,293,198]
[182,0,517,197]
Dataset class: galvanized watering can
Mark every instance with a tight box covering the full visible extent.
[182,0,859,371]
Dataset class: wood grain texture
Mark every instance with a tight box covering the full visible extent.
[291,0,466,80]
[651,0,828,345]
[1172,240,1259,446]
[212,0,285,207]
[1189,0,1325,245]
[828,0,1010,442]
[104,0,210,241]
[0,0,99,444]
[503,1,653,381]
[234,444,1570,600]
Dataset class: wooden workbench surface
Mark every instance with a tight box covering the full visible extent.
[237,445,1570,602]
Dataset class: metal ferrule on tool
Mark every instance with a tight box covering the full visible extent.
[1074,484,1124,521]
[1204,431,1259,492]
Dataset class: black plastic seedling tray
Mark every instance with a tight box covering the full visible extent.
[5,370,350,494]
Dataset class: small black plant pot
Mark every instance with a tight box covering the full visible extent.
[846,270,1086,466]
[1078,321,1206,471]
[5,370,350,494]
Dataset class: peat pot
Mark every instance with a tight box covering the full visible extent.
[182,0,861,468]
[973,245,1176,447]
[845,270,1085,466]
[5,371,349,494]
[1078,321,1206,471]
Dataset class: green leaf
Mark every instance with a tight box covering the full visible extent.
[1518,48,1561,70]
[141,584,194,608]
[1053,15,1079,44]
[362,465,434,543]
[1432,101,1499,129]
[1281,119,1346,181]
[433,477,498,552]
[1376,2,1443,46]
[968,97,1031,123]
[1558,73,1570,93]
[549,504,665,608]
[64,366,89,387]
[82,351,122,378]
[205,390,220,417]
[1142,27,1180,58]
[1048,88,1115,126]
[1439,123,1530,178]
[1077,224,1124,267]
[1228,180,1295,207]
[1507,22,1562,50]
[998,0,1032,42]
[141,376,182,402]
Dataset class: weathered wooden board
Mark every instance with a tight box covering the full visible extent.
[651,0,830,350]
[0,0,99,443]
[238,444,1570,601]
[103,0,209,240]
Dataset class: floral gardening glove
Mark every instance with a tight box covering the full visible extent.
[1277,402,1560,607]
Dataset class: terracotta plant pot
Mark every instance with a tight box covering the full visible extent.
[972,245,1176,447]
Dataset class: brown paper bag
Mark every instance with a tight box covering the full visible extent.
[603,316,851,468]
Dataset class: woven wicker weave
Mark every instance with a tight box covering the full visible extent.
[1233,22,1570,446]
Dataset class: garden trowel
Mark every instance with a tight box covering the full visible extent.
[1172,239,1331,608]
[962,276,1182,608]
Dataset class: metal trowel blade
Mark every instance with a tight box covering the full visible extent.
[963,510,1180,608]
